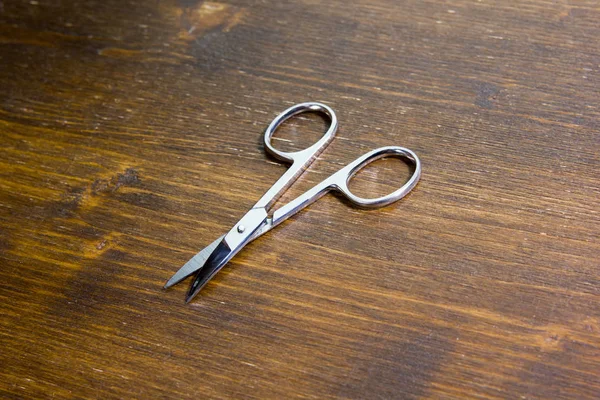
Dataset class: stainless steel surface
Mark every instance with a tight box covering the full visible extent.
[164,102,422,302]
[254,102,338,210]
[270,146,421,227]
[163,235,224,289]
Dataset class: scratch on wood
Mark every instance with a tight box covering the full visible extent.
[177,1,246,40]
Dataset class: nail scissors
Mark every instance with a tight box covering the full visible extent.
[164,102,421,302]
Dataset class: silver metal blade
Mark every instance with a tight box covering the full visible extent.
[185,239,233,303]
[183,207,270,302]
[163,235,225,289]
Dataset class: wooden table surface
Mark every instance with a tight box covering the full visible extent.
[1,0,599,398]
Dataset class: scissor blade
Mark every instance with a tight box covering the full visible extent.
[184,207,269,302]
[163,235,225,289]
[185,239,233,303]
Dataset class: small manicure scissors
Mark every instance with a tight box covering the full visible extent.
[164,102,421,302]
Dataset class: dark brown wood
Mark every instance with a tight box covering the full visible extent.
[1,0,599,398]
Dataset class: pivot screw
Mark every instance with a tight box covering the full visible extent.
[237,225,245,233]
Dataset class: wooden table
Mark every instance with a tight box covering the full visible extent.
[1,1,598,398]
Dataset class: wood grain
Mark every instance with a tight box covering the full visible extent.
[1,0,599,398]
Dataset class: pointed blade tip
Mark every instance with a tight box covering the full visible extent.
[163,275,181,289]
[185,291,198,303]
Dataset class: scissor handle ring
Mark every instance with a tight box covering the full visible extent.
[333,146,421,208]
[264,102,338,164]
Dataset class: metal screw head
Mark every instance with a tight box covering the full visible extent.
[237,225,245,233]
